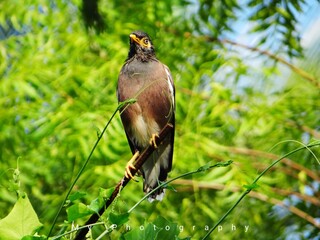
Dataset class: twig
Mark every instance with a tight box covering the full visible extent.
[222,39,320,89]
[248,191,320,228]
[74,123,174,240]
[174,179,320,207]
[285,120,320,139]
[225,146,320,181]
[204,37,320,89]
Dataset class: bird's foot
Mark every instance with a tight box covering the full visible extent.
[149,133,160,148]
[125,151,140,181]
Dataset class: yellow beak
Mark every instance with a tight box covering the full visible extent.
[130,34,140,44]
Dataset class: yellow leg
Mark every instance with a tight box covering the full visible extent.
[149,133,160,148]
[125,151,139,180]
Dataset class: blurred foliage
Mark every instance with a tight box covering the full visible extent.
[1,0,320,239]
[248,0,304,57]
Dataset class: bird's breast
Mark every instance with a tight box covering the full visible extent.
[131,114,160,148]
[118,59,173,149]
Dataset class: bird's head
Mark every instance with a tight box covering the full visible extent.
[128,31,155,60]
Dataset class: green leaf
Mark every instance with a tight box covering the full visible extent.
[68,191,87,202]
[163,184,177,192]
[0,194,42,240]
[153,216,180,239]
[243,183,259,190]
[215,160,233,167]
[118,98,137,110]
[88,196,105,213]
[108,212,129,226]
[198,160,233,172]
[87,187,115,213]
[197,162,213,172]
[99,187,115,200]
[276,6,291,20]
[66,203,93,222]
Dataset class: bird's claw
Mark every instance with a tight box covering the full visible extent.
[149,133,160,148]
[125,151,139,181]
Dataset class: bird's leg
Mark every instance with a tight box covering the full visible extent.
[125,151,140,181]
[149,133,160,148]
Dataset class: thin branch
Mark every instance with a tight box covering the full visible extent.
[270,187,320,207]
[74,123,174,240]
[249,191,320,229]
[222,39,320,89]
[225,146,320,181]
[205,37,320,89]
[174,179,320,207]
[286,120,320,139]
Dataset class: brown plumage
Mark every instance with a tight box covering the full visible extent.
[117,31,175,201]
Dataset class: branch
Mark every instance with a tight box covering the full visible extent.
[249,191,320,229]
[74,123,174,240]
[174,179,320,207]
[204,37,320,89]
[222,39,320,89]
[225,146,320,181]
[286,120,320,139]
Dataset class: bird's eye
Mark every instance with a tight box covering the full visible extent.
[143,39,149,45]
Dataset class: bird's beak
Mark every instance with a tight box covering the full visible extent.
[130,34,140,44]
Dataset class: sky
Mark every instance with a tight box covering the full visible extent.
[231,1,320,49]
[299,1,320,48]
[223,1,320,94]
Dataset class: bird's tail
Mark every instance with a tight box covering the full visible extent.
[142,142,172,202]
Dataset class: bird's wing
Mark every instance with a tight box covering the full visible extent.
[163,64,175,172]
[125,130,136,154]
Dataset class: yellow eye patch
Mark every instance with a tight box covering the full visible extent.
[130,34,152,49]
[140,37,151,48]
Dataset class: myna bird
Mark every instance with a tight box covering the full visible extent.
[117,31,175,202]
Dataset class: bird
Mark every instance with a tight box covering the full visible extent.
[117,31,175,202]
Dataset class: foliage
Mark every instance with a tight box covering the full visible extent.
[0,193,42,240]
[1,0,320,239]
